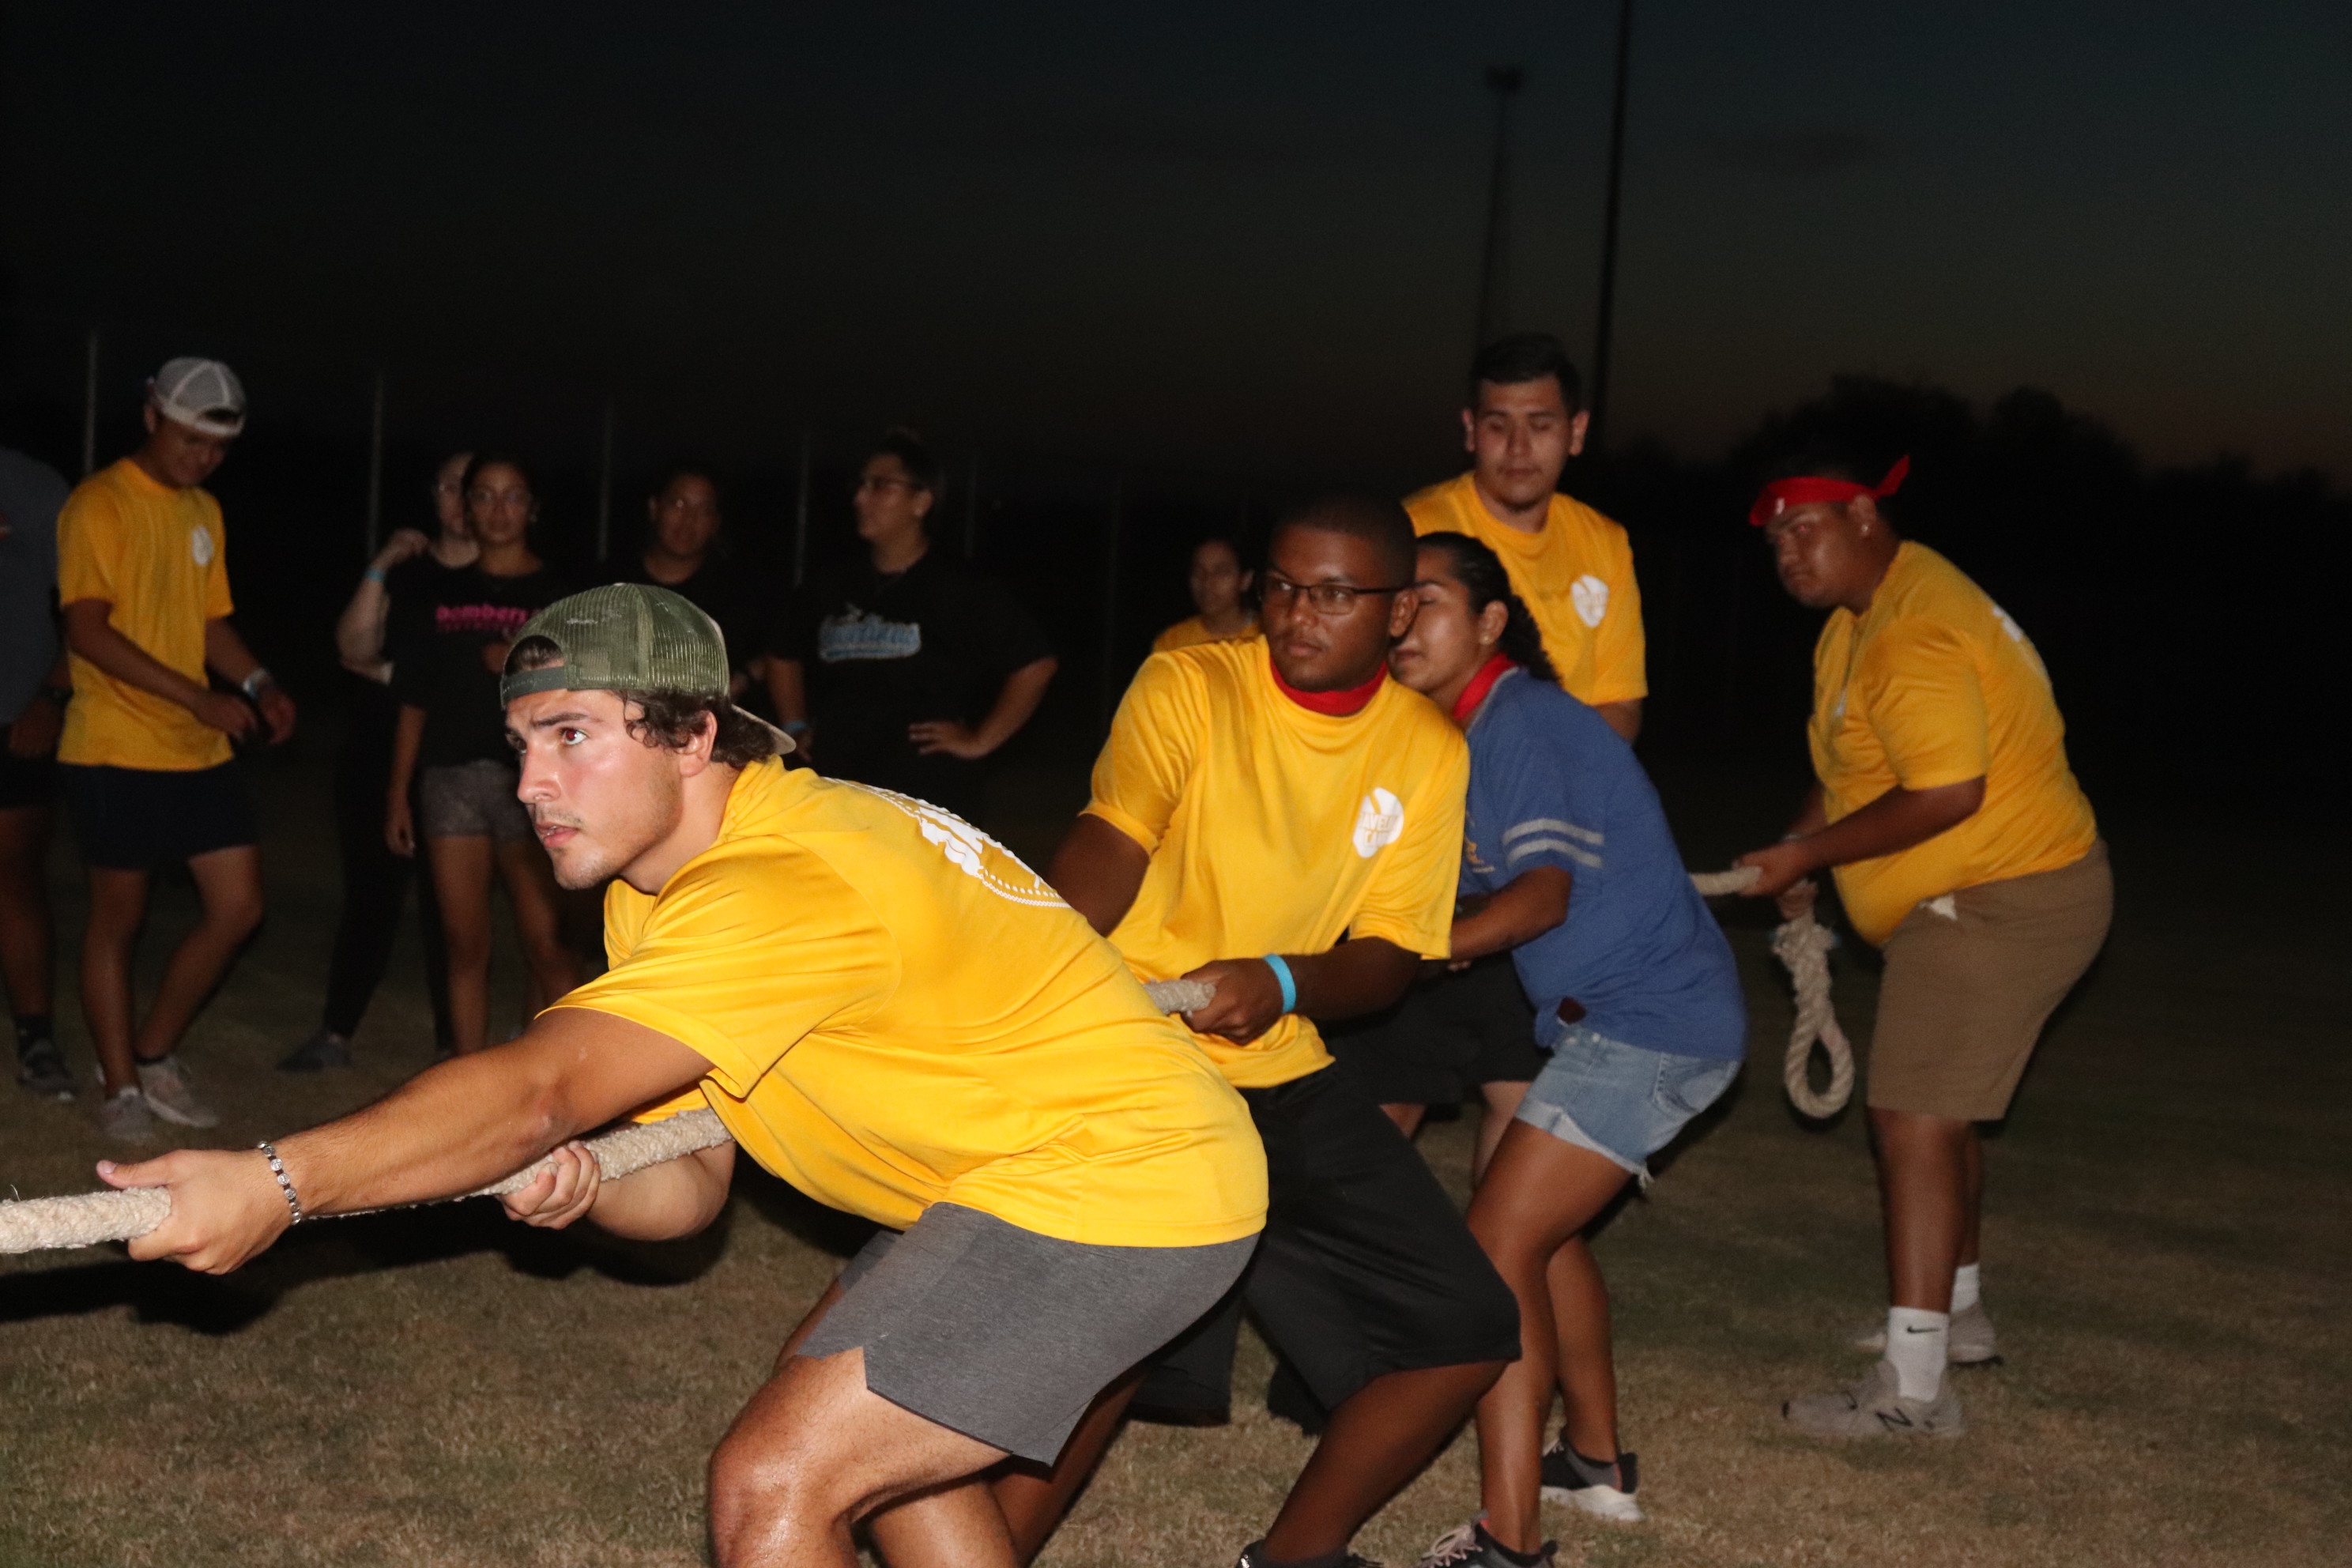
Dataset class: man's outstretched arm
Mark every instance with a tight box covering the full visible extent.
[1182,937,1421,1046]
[99,1008,712,1274]
[1047,813,1151,935]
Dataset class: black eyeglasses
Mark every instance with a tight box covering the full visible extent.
[1261,572,1412,616]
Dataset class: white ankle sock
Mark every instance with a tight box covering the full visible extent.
[1885,1307,1948,1400]
[1951,1263,1981,1314]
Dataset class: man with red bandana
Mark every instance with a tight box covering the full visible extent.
[1733,450,2111,1440]
[1405,333,1645,742]
[996,496,1519,1568]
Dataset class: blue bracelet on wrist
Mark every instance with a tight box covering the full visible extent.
[1262,953,1297,1015]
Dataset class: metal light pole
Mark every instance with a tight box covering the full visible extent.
[1588,0,1636,450]
[81,330,100,477]
[792,428,812,589]
[594,399,616,563]
[364,369,386,559]
[1474,66,1525,356]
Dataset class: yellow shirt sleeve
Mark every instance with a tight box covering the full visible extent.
[553,850,897,1099]
[1348,736,1468,959]
[1855,616,1990,792]
[56,487,122,607]
[1586,526,1647,706]
[202,499,233,619]
[1084,652,1204,854]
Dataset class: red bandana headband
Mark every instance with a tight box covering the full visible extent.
[1748,454,1910,529]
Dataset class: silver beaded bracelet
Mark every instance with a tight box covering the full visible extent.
[256,1141,304,1226]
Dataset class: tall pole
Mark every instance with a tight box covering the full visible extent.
[594,399,616,563]
[792,428,812,589]
[963,451,980,560]
[364,369,386,559]
[81,329,100,477]
[1588,0,1636,450]
[1474,66,1525,356]
[1098,475,1125,727]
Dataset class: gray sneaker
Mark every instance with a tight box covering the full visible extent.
[1783,1359,1965,1440]
[136,1054,220,1129]
[1539,1442,1642,1522]
[17,1039,76,1100]
[96,1087,156,1144]
[1851,1301,2000,1364]
[277,1028,352,1072]
[1415,1520,1555,1568]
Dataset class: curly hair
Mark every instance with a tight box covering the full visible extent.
[1414,532,1560,684]
[504,635,776,768]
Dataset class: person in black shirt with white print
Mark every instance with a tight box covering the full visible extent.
[765,429,1055,824]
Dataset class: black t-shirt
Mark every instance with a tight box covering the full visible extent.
[390,563,572,768]
[773,549,1051,806]
[607,552,771,678]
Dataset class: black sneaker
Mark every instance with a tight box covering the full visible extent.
[16,1038,75,1100]
[277,1028,353,1072]
[1233,1540,1384,1568]
[1413,1521,1555,1568]
[1538,1440,1642,1522]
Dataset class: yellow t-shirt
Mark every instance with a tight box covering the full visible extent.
[1404,471,1646,706]
[55,459,236,771]
[563,760,1265,1246]
[1811,541,2098,946]
[1085,639,1468,1090]
[1151,614,1261,654]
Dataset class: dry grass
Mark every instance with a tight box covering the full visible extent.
[2,747,2345,1567]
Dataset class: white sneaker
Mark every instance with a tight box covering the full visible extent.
[136,1054,220,1129]
[1852,1300,1999,1364]
[1538,1442,1642,1522]
[1783,1359,1965,1440]
[97,1087,157,1144]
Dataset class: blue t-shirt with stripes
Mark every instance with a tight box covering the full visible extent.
[1462,668,1747,1061]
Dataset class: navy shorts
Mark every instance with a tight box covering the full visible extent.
[58,761,257,869]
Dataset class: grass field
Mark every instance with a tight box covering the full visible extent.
[2,741,2346,1567]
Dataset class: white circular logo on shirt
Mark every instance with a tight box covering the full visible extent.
[190,526,215,567]
[1351,787,1404,858]
[1570,574,1608,628]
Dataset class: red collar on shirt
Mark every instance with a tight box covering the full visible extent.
[1451,654,1517,724]
[1271,660,1386,716]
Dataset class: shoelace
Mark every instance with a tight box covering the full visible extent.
[1417,1523,1487,1568]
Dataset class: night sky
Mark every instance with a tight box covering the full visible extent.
[6,1,2346,484]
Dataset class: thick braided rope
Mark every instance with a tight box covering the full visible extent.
[1690,867,1854,1118]
[0,1108,734,1257]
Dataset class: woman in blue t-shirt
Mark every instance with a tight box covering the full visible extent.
[1390,533,1746,1559]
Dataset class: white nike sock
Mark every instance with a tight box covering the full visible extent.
[1951,1263,1981,1314]
[1885,1307,1948,1400]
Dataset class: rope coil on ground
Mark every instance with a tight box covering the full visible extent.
[0,1107,736,1257]
[1690,866,1854,1118]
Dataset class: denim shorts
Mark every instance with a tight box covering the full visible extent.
[1516,1023,1741,1183]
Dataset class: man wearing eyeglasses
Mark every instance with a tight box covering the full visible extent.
[993,496,1517,1568]
[764,428,1055,826]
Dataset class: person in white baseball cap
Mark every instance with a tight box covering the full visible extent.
[53,354,293,1142]
[148,357,247,438]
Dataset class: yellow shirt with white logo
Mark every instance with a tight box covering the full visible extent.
[1085,639,1468,1090]
[1811,541,2098,946]
[1404,471,1645,707]
[55,458,236,771]
[561,760,1265,1247]
[1151,614,1261,654]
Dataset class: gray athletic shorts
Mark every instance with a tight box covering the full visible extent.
[799,1202,1259,1462]
[418,759,532,843]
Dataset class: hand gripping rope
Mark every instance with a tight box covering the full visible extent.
[0,1109,737,1257]
[1687,867,1855,1119]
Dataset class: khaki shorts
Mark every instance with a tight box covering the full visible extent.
[1868,841,2113,1121]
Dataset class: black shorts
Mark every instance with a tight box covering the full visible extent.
[58,761,256,870]
[0,726,55,811]
[1139,1062,1519,1416]
[1322,954,1544,1106]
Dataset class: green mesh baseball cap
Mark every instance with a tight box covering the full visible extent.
[499,583,792,752]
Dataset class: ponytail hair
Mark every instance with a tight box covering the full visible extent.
[1415,532,1559,685]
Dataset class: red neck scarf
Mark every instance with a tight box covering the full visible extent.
[1450,654,1517,724]
[1749,454,1910,528]
[1271,660,1386,716]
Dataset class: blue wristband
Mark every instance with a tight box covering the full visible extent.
[1262,954,1297,1015]
[364,566,388,586]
